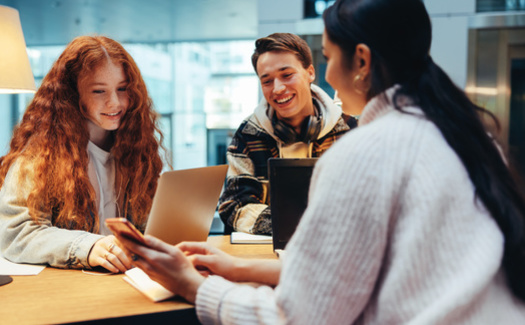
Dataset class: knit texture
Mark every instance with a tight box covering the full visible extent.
[196,87,525,324]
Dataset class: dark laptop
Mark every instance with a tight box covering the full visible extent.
[268,158,318,251]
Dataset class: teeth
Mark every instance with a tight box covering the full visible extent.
[276,95,293,104]
[104,112,119,116]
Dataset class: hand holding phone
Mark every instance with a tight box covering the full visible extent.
[105,218,147,245]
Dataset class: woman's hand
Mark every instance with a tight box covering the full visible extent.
[116,234,205,303]
[177,241,242,280]
[88,235,132,273]
[178,241,281,286]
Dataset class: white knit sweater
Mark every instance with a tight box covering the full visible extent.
[196,87,525,324]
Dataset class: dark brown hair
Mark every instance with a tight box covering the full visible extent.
[251,33,313,74]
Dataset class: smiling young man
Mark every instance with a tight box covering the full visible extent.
[219,33,358,235]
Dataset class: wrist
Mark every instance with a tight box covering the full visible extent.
[231,258,252,282]
[180,271,206,303]
[86,240,100,269]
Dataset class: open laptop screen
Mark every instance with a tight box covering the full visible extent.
[144,164,228,245]
[268,158,318,250]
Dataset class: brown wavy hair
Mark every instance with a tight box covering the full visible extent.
[0,35,166,232]
[251,33,313,74]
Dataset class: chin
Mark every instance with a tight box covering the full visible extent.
[105,125,120,131]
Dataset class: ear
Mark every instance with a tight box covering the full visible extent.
[354,43,371,77]
[306,64,315,83]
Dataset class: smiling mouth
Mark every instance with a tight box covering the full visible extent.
[275,94,294,104]
[102,111,121,117]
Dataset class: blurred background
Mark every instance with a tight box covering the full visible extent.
[0,0,524,193]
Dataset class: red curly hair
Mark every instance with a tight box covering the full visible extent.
[0,36,165,232]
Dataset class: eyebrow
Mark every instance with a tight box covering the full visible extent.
[260,66,294,79]
[87,80,128,87]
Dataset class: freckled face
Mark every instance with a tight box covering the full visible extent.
[257,51,316,128]
[78,60,129,142]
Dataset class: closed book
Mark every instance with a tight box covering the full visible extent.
[230,232,272,244]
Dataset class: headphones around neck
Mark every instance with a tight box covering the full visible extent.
[271,105,323,144]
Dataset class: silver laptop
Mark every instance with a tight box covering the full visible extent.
[144,164,228,245]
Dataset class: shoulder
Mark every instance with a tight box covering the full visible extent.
[232,116,274,144]
[1,156,36,198]
[240,116,266,136]
[4,156,36,180]
[320,108,433,174]
[228,117,276,155]
[328,115,355,134]
[339,107,426,142]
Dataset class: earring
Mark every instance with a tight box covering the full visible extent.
[353,74,370,95]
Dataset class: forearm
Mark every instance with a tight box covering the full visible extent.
[0,161,102,268]
[219,175,270,233]
[0,210,102,268]
[233,258,281,286]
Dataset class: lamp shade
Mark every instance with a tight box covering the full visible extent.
[0,5,36,94]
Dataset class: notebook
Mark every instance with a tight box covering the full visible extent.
[144,164,228,246]
[268,158,318,251]
[230,231,272,244]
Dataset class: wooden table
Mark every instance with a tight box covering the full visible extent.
[0,235,275,324]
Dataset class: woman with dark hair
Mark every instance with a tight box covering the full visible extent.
[115,0,525,323]
[0,36,165,273]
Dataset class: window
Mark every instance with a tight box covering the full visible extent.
[477,0,525,12]
[304,0,336,18]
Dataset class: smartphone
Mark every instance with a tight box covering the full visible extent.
[105,218,147,245]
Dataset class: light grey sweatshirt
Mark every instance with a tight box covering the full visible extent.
[0,141,116,268]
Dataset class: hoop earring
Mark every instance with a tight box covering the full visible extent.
[353,74,370,95]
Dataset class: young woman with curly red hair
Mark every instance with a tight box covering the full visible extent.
[0,36,165,273]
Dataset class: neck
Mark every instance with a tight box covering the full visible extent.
[87,121,113,151]
[342,103,365,117]
[282,101,316,134]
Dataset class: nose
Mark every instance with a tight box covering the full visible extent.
[107,90,120,108]
[273,79,286,94]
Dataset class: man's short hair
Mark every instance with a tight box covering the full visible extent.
[251,33,313,74]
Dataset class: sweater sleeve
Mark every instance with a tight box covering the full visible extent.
[0,159,103,268]
[218,133,272,235]
[196,276,284,325]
